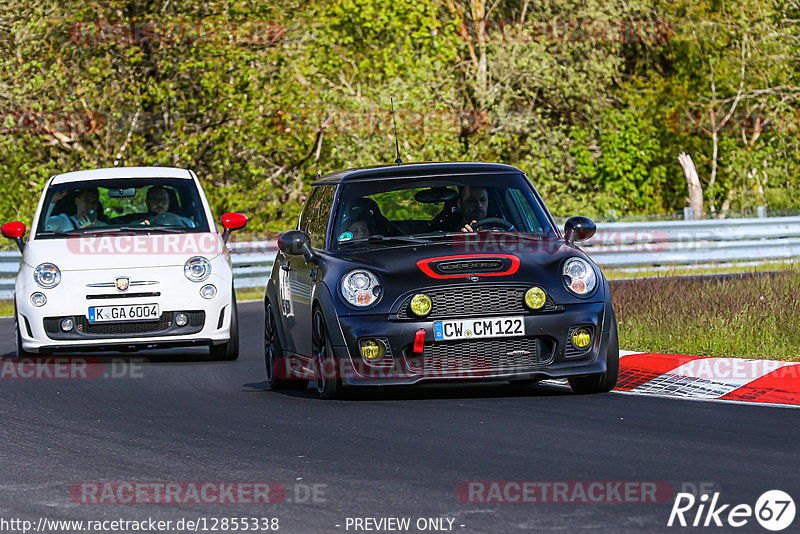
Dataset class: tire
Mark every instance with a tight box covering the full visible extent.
[265,302,307,390]
[312,308,341,400]
[568,309,619,395]
[210,292,239,361]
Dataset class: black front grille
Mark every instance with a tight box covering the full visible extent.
[396,285,556,319]
[43,311,205,339]
[76,315,173,335]
[86,292,161,300]
[407,337,554,376]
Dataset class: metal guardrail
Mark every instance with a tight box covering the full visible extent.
[1,216,799,299]
[583,216,800,267]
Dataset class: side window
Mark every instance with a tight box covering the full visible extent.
[507,189,543,233]
[300,185,336,249]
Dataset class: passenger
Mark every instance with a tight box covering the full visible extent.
[348,216,372,240]
[45,188,106,232]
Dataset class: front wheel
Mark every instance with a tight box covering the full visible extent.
[312,309,341,400]
[210,292,239,361]
[568,310,619,394]
[265,302,307,390]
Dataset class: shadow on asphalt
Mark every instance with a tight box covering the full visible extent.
[0,348,223,364]
[243,380,576,401]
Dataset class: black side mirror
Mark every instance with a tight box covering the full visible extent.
[564,216,596,245]
[278,230,315,261]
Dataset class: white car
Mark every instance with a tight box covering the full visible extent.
[2,167,248,360]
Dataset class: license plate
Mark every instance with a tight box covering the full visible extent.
[88,304,160,323]
[434,316,525,341]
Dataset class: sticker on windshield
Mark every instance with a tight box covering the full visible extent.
[338,231,354,242]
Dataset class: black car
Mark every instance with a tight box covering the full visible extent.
[264,162,618,399]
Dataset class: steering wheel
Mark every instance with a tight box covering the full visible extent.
[470,217,514,230]
[139,212,186,227]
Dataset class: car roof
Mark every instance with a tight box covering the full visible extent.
[312,162,523,185]
[50,166,193,185]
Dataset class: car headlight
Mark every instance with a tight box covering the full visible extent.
[184,256,211,282]
[33,263,61,289]
[341,269,381,307]
[562,257,596,296]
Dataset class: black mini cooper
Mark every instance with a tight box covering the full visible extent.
[264,163,618,399]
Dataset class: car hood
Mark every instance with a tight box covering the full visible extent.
[23,233,226,271]
[330,236,602,304]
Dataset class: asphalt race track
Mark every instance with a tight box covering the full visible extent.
[1,301,799,534]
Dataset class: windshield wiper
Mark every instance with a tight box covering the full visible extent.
[68,226,187,235]
[36,231,81,237]
[341,234,431,246]
[422,231,547,241]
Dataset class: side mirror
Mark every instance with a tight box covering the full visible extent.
[564,216,596,245]
[278,230,315,261]
[220,212,248,244]
[2,221,26,252]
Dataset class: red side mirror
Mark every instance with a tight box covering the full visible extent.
[2,221,26,252]
[2,221,26,240]
[221,212,248,231]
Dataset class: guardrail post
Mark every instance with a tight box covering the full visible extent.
[683,207,694,220]
[757,205,766,218]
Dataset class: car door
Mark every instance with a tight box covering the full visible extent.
[282,185,336,357]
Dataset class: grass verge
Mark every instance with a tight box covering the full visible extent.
[604,260,799,280]
[610,268,800,361]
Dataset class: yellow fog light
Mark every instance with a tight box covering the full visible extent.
[572,328,592,349]
[410,293,432,316]
[360,340,385,360]
[524,287,547,310]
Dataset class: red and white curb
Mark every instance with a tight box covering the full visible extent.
[617,351,800,407]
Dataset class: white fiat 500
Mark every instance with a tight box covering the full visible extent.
[2,167,248,360]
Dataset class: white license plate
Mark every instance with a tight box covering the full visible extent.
[434,316,525,341]
[88,304,160,323]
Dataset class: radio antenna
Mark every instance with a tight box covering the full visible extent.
[391,98,402,165]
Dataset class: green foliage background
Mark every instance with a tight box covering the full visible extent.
[1,0,798,233]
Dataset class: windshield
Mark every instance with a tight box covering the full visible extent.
[35,178,210,238]
[331,173,557,249]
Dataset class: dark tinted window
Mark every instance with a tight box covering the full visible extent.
[299,185,336,249]
[35,178,210,238]
[331,173,556,249]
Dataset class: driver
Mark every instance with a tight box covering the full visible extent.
[139,186,195,227]
[457,185,489,232]
[145,185,171,216]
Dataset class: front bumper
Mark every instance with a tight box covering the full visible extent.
[329,302,610,386]
[15,268,234,354]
